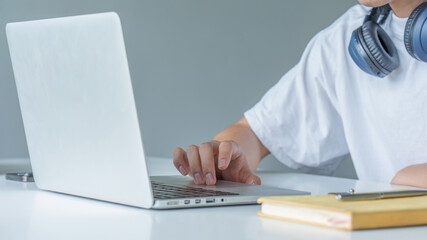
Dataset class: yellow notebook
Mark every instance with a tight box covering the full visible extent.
[258,194,427,230]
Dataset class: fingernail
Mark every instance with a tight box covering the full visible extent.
[178,165,187,175]
[194,172,203,184]
[251,180,256,185]
[205,173,215,185]
[218,158,226,168]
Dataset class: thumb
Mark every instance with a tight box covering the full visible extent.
[241,170,261,185]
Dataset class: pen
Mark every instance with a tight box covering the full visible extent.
[336,190,427,201]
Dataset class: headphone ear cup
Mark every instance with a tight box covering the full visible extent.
[404,2,427,62]
[348,21,399,78]
[360,21,399,76]
[348,28,381,77]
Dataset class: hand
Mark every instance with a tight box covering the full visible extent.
[391,163,427,189]
[173,140,261,185]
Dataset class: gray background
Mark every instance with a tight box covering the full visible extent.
[0,0,357,178]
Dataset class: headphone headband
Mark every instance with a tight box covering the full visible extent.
[364,4,392,24]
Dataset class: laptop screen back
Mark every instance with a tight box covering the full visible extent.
[6,12,153,208]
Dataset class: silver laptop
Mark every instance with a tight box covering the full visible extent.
[6,12,308,209]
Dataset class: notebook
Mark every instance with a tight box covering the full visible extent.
[258,194,427,230]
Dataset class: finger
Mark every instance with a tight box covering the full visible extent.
[240,169,261,185]
[217,141,232,170]
[173,147,189,176]
[199,142,217,185]
[210,140,220,156]
[186,145,204,184]
[247,174,261,185]
[209,140,222,179]
[217,141,241,170]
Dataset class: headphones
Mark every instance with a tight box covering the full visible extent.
[348,2,427,78]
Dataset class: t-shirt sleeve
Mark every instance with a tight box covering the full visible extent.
[244,32,349,175]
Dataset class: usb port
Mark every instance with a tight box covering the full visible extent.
[184,200,190,204]
[195,199,201,204]
[167,201,179,206]
[206,198,215,203]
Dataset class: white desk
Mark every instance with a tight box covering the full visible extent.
[1,157,426,240]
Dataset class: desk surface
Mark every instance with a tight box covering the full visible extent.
[0,157,426,240]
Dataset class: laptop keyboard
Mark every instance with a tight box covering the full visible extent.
[151,181,240,199]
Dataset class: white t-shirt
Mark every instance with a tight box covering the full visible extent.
[244,4,427,183]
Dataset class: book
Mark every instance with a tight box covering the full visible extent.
[257,194,427,230]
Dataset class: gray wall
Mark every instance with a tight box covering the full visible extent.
[0,0,357,178]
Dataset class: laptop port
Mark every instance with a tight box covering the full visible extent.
[167,201,179,206]
[184,200,190,204]
[195,199,201,204]
[206,198,215,203]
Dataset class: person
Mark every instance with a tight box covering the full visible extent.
[172,0,427,188]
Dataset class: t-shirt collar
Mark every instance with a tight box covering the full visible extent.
[383,10,407,41]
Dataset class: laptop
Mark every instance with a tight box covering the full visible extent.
[6,12,309,209]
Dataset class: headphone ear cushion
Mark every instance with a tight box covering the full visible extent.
[404,2,427,61]
[360,21,399,75]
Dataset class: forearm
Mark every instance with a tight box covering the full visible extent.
[214,117,269,172]
[391,163,427,189]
